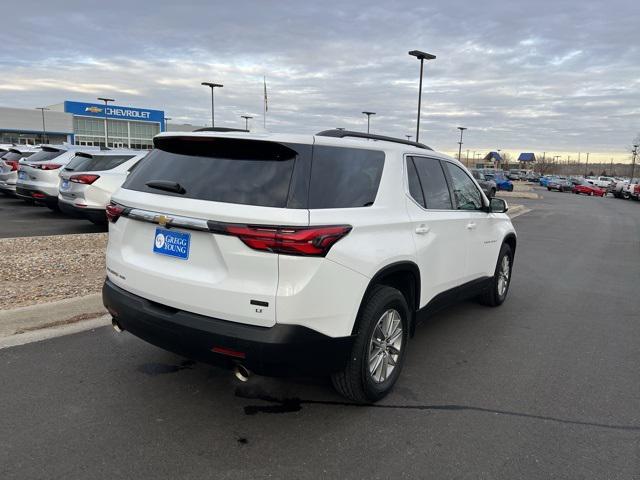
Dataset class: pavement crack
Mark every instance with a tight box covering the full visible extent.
[235,387,640,431]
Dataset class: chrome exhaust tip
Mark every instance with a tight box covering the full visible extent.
[234,364,250,382]
[112,318,123,333]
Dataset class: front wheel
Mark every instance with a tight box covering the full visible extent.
[478,243,513,307]
[331,285,409,403]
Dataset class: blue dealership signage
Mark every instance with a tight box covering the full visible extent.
[64,100,165,125]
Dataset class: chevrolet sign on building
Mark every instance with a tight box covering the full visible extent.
[0,100,203,147]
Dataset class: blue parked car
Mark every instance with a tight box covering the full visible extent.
[484,172,514,191]
[539,175,557,187]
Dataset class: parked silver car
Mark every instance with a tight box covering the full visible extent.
[471,169,497,198]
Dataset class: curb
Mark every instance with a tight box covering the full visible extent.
[0,293,106,338]
[507,204,531,219]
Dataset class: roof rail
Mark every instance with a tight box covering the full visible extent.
[315,129,432,150]
[193,127,249,133]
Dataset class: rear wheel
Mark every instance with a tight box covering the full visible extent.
[46,202,60,212]
[478,243,513,307]
[331,285,409,403]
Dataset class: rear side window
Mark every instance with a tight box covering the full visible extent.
[123,137,309,208]
[308,146,384,208]
[406,158,425,207]
[65,155,134,172]
[23,149,65,163]
[410,156,452,209]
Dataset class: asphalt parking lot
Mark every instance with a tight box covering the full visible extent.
[1,190,639,479]
[0,195,106,238]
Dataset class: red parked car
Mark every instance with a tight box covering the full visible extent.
[572,181,606,197]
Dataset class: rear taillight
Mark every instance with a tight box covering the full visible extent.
[6,161,19,171]
[33,163,62,170]
[106,203,125,223]
[70,174,100,185]
[209,223,352,256]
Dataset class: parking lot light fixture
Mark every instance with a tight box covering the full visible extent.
[457,127,467,163]
[97,97,114,148]
[241,115,253,131]
[408,50,436,143]
[632,145,639,180]
[406,135,412,141]
[362,111,376,134]
[201,82,224,128]
[35,107,50,144]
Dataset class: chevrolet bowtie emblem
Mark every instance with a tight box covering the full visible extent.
[156,215,172,226]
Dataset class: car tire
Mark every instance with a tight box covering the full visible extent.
[478,243,513,307]
[331,285,409,403]
[547,187,551,191]
[46,202,60,212]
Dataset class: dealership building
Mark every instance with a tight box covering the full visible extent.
[0,100,199,148]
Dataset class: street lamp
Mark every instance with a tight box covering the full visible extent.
[164,117,172,132]
[632,145,639,180]
[241,115,253,131]
[97,97,114,147]
[362,111,376,134]
[35,107,50,144]
[201,82,223,128]
[406,135,412,141]
[584,152,590,177]
[408,50,436,143]
[456,127,467,163]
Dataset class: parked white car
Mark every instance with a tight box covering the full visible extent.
[103,130,517,402]
[16,144,99,209]
[0,146,39,195]
[58,149,147,223]
[586,176,615,189]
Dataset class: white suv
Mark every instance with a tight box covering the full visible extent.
[103,130,517,402]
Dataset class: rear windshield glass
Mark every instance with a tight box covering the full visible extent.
[24,149,65,163]
[123,138,301,208]
[65,154,134,172]
[2,151,32,161]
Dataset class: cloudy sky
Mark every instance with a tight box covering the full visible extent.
[1,0,638,162]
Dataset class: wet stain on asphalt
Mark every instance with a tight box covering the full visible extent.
[235,386,640,431]
[237,437,249,445]
[138,359,195,376]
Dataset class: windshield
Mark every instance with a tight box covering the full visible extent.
[23,149,65,163]
[65,154,134,172]
[2,151,32,161]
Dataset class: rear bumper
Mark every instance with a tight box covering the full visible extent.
[59,199,106,222]
[102,279,355,376]
[0,179,16,194]
[16,186,58,204]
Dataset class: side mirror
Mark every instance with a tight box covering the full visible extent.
[489,197,508,213]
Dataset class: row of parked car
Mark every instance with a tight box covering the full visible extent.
[0,144,148,223]
[539,174,640,199]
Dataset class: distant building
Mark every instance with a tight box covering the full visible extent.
[517,153,536,162]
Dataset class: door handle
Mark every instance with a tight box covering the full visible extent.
[466,222,477,230]
[415,225,430,234]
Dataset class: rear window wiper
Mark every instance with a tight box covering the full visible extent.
[145,180,186,194]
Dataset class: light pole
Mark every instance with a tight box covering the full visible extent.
[408,50,436,143]
[201,82,223,128]
[584,152,589,177]
[632,145,638,180]
[456,127,467,163]
[362,111,375,134]
[406,135,412,141]
[241,115,253,131]
[97,97,114,147]
[164,117,172,132]
[35,107,50,144]
[466,149,470,165]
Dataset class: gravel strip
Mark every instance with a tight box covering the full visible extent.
[0,233,107,310]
